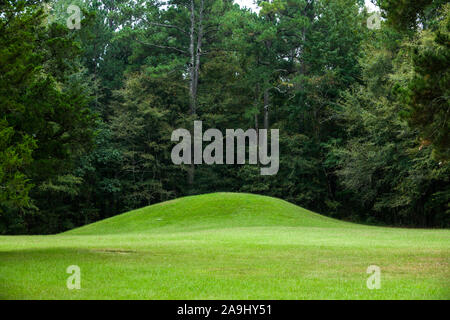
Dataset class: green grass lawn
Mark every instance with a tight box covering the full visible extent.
[0,193,449,299]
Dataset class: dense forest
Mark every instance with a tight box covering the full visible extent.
[0,0,449,234]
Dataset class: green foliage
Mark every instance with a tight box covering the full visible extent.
[378,1,449,160]
[334,23,449,226]
[0,0,95,233]
[378,0,446,30]
[110,70,185,209]
[0,120,36,215]
[1,0,449,233]
[399,5,450,160]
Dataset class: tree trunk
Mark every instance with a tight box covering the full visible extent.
[187,0,204,187]
[255,82,260,135]
[264,88,269,130]
[194,0,204,103]
[189,0,196,116]
[187,0,196,187]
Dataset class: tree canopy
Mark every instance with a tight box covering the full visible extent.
[1,0,448,233]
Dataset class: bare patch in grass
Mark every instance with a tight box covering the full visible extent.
[92,248,137,255]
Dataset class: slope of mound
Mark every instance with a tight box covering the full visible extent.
[65,193,351,235]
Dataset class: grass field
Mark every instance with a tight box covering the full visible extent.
[0,193,449,299]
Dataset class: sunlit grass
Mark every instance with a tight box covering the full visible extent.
[1,193,449,299]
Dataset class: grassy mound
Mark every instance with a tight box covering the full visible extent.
[67,193,350,235]
[1,193,448,299]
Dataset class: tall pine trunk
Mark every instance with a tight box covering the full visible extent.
[187,0,204,187]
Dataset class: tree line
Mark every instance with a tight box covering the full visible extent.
[0,0,448,234]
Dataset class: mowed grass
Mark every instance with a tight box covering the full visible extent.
[0,193,449,299]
